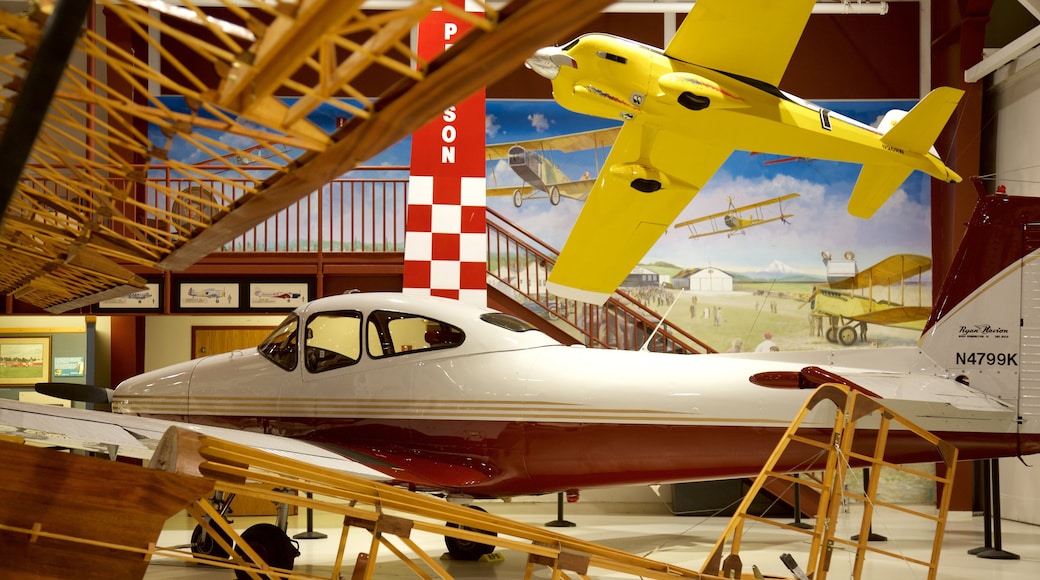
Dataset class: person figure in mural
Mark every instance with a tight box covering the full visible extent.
[755,331,779,352]
[725,338,743,353]
[713,305,722,327]
[689,295,698,319]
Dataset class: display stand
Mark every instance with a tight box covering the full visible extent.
[293,492,329,540]
[787,474,813,530]
[545,492,576,528]
[968,459,1019,560]
[850,467,887,542]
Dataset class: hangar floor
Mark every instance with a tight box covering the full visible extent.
[142,501,1040,580]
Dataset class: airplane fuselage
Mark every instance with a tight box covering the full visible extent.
[111,293,1027,498]
[539,34,954,182]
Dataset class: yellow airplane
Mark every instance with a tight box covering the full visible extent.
[526,0,962,305]
[808,253,932,346]
[673,193,800,239]
[486,126,620,207]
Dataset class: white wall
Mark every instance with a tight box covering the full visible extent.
[988,51,1040,525]
[144,314,285,370]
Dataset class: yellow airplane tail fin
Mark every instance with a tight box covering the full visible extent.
[847,165,913,218]
[879,86,963,161]
[849,87,964,218]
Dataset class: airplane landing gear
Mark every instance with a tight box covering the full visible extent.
[549,185,561,205]
[838,325,858,346]
[234,523,300,580]
[512,189,523,208]
[190,521,231,560]
[445,504,498,560]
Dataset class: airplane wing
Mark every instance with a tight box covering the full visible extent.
[664,0,816,86]
[851,306,932,329]
[674,208,735,228]
[830,254,932,290]
[547,119,732,304]
[486,184,535,197]
[485,126,621,159]
[554,178,597,200]
[0,398,390,480]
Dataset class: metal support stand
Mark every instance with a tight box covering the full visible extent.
[968,459,1019,560]
[788,474,812,529]
[294,492,328,540]
[545,492,575,528]
[850,467,886,542]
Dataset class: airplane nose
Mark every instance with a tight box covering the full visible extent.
[525,47,573,80]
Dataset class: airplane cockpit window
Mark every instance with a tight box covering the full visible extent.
[367,310,465,359]
[305,311,362,373]
[258,315,299,371]
[480,312,539,332]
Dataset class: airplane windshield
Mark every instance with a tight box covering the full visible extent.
[480,313,539,332]
[258,315,299,371]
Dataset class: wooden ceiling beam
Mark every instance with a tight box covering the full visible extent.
[159,0,614,270]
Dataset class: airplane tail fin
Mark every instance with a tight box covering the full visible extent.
[847,87,964,219]
[920,194,1040,412]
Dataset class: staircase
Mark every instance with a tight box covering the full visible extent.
[486,208,713,354]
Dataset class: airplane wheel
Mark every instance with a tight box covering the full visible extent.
[445,505,498,560]
[512,189,523,208]
[233,523,300,580]
[825,327,838,344]
[191,522,231,560]
[549,185,561,205]
[838,326,858,346]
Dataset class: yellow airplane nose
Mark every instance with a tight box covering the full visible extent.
[525,47,574,80]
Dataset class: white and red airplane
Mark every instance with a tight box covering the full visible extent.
[6,192,1040,561]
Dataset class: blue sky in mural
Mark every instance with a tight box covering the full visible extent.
[152,96,933,279]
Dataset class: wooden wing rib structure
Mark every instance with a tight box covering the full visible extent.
[0,0,613,312]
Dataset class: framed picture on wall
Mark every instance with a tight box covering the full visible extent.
[249,282,309,309]
[98,282,162,310]
[0,337,51,386]
[177,282,241,310]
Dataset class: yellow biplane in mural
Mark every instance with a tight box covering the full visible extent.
[673,193,799,239]
[808,253,932,346]
[485,126,619,207]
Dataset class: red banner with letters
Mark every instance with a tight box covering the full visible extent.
[403,2,487,305]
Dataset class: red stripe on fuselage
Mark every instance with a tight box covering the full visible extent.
[134,415,1032,497]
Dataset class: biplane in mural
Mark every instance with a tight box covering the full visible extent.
[807,252,932,346]
[673,193,799,239]
[485,126,619,207]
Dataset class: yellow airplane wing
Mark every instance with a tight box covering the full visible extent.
[664,0,816,86]
[830,254,932,290]
[547,120,732,304]
[733,192,800,212]
[674,208,736,228]
[486,185,534,197]
[554,178,597,200]
[850,306,932,329]
[485,126,622,160]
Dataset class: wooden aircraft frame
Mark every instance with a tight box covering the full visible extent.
[0,0,614,312]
